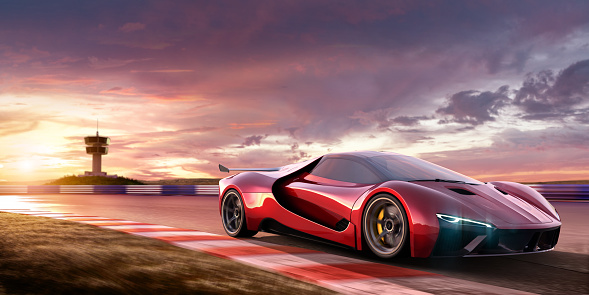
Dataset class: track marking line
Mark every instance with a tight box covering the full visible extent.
[231,253,370,269]
[99,224,175,230]
[132,231,215,237]
[202,245,319,257]
[231,253,325,268]
[76,220,149,225]
[63,217,121,221]
[114,227,194,233]
[275,262,439,282]
[86,222,155,226]
[0,204,539,295]
[172,239,265,250]
[153,235,236,242]
[54,216,101,220]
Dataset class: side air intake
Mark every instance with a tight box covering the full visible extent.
[335,219,349,231]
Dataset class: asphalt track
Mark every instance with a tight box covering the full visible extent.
[3,194,589,294]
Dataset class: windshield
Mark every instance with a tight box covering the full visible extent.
[368,155,482,185]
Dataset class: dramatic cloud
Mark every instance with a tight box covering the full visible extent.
[515,59,589,120]
[241,135,267,147]
[392,116,428,127]
[437,86,510,125]
[2,1,589,182]
[435,59,589,126]
[352,109,428,130]
[240,134,268,147]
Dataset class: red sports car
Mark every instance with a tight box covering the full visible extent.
[218,151,560,258]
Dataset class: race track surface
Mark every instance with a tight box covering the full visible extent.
[2,194,588,294]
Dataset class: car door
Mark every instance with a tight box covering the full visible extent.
[281,156,383,231]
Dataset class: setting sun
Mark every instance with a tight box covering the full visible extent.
[18,160,35,172]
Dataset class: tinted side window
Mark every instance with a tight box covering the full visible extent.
[311,158,381,184]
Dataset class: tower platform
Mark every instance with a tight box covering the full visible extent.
[79,131,117,178]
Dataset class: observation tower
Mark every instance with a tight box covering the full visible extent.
[80,129,117,178]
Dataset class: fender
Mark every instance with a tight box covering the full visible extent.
[351,180,498,257]
[218,184,245,215]
[491,181,560,220]
[351,181,442,258]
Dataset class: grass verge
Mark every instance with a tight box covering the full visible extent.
[0,213,335,295]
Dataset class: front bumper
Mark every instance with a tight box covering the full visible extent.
[431,219,560,257]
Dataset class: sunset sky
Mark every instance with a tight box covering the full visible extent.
[1,1,589,183]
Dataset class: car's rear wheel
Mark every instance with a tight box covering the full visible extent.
[221,189,257,237]
[362,194,409,258]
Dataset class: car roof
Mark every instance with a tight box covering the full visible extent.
[324,150,403,159]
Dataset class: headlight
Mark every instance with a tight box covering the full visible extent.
[436,214,494,228]
[548,203,560,220]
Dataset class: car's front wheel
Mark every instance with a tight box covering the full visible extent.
[362,194,409,258]
[221,189,257,237]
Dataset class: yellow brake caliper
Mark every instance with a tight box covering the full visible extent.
[376,208,384,242]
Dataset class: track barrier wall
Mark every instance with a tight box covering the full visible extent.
[528,184,589,201]
[0,185,219,196]
[0,184,587,200]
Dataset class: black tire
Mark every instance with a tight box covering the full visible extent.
[221,189,257,237]
[362,194,409,258]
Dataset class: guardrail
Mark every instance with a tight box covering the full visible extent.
[0,185,219,196]
[0,184,587,200]
[528,184,589,201]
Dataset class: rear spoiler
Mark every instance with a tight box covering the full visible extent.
[219,164,281,173]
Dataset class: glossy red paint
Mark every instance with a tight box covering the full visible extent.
[282,173,373,230]
[245,192,358,247]
[218,151,562,258]
[492,181,560,220]
[350,183,442,258]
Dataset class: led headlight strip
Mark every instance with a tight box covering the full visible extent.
[436,213,494,228]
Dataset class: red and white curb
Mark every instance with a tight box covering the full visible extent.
[0,208,534,295]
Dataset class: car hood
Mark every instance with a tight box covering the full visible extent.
[409,181,555,226]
